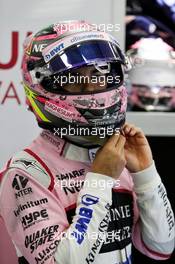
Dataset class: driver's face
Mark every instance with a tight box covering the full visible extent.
[61,66,107,93]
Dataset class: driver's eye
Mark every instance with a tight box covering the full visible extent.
[91,70,105,77]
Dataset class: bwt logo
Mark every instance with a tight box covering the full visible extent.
[44,43,64,62]
[21,209,49,229]
[12,174,32,199]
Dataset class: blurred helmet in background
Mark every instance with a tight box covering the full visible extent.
[127,38,175,111]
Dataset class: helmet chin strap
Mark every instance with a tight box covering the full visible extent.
[38,122,109,148]
[64,135,108,149]
[84,135,108,146]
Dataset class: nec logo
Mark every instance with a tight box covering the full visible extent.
[21,209,49,230]
[12,174,32,199]
[32,44,47,53]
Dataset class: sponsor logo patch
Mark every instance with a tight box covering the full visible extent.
[14,198,48,217]
[21,209,49,230]
[13,159,46,175]
[71,194,99,244]
[12,174,32,199]
[25,224,59,253]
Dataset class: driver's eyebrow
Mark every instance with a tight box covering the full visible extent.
[69,67,104,77]
[69,70,80,76]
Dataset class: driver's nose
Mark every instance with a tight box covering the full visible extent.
[81,68,107,92]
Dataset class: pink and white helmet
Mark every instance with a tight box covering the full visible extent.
[127,38,175,111]
[22,21,129,146]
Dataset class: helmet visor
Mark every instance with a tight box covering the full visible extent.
[47,40,125,74]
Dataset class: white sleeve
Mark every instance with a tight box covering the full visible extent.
[55,172,115,264]
[131,162,175,258]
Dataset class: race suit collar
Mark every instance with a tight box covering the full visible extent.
[38,130,98,163]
